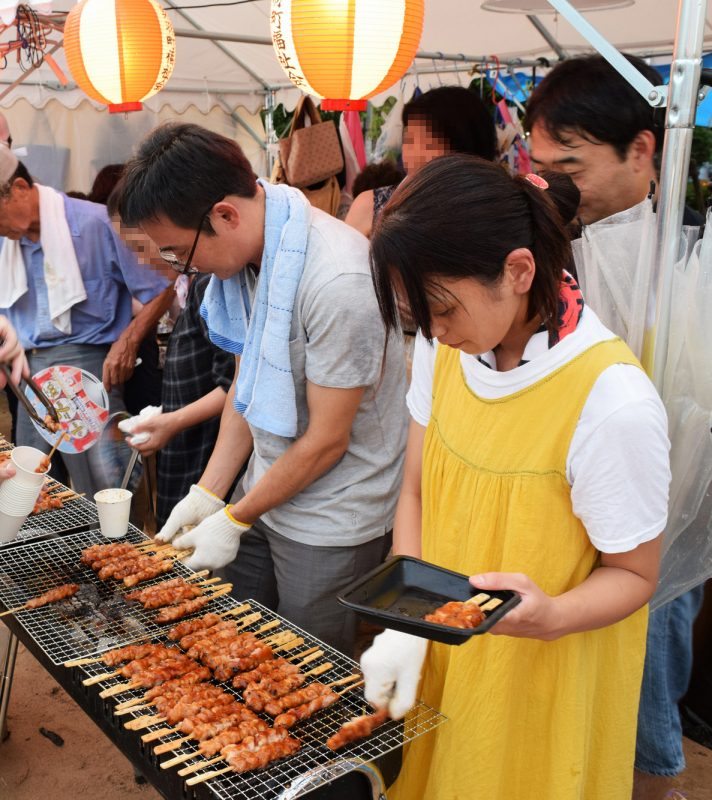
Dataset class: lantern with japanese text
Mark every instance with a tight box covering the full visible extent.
[64,0,176,113]
[270,0,424,111]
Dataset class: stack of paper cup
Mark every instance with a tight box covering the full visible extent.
[0,446,50,543]
[94,488,132,539]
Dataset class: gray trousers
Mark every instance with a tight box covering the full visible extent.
[222,518,392,657]
[16,343,130,498]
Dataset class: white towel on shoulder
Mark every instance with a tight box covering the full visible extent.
[0,184,86,334]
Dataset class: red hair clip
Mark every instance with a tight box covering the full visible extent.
[524,173,549,190]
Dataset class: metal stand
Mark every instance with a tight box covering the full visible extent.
[0,626,19,741]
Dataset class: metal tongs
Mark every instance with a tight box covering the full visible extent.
[0,364,60,432]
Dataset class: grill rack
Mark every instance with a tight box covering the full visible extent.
[0,527,217,665]
[78,599,447,800]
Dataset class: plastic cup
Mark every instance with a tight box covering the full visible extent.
[0,510,27,543]
[0,447,49,518]
[94,488,132,539]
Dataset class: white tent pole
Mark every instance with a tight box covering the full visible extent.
[526,14,568,59]
[650,0,707,391]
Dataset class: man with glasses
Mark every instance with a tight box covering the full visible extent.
[112,123,407,655]
[0,145,169,495]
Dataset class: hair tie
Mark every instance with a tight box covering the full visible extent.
[524,173,549,190]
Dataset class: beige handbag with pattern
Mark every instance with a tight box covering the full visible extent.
[278,95,344,189]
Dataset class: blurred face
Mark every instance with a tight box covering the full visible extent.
[415,250,536,356]
[402,118,450,175]
[529,123,654,225]
[0,180,37,240]
[112,218,174,279]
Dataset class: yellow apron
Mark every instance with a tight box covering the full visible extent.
[389,339,649,800]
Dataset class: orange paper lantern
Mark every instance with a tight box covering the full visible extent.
[64,0,176,113]
[270,0,424,111]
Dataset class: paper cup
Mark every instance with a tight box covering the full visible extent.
[94,488,132,539]
[0,510,28,543]
[0,447,48,517]
[10,446,49,487]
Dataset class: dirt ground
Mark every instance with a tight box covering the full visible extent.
[0,396,710,800]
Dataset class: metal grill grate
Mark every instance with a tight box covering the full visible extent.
[79,600,447,800]
[0,528,214,665]
[17,484,99,538]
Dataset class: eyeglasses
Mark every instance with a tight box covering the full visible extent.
[159,211,209,276]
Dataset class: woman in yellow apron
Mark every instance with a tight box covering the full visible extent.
[361,156,670,799]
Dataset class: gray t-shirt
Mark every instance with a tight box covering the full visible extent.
[239,208,407,546]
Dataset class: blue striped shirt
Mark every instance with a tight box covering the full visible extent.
[0,194,169,349]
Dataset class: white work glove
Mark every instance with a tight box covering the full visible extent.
[156,484,225,543]
[173,508,251,572]
[360,629,428,720]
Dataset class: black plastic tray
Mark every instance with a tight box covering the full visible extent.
[338,555,521,645]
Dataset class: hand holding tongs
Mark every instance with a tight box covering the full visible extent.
[0,363,61,433]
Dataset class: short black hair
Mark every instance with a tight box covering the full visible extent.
[111,123,257,232]
[371,156,572,341]
[352,160,405,199]
[12,161,33,188]
[402,85,498,161]
[526,54,664,159]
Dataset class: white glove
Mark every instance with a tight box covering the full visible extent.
[118,405,162,446]
[360,629,428,720]
[156,484,225,543]
[173,508,251,572]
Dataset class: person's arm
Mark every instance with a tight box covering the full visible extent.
[103,285,175,390]
[0,314,28,387]
[393,420,425,558]
[198,357,254,498]
[226,381,366,524]
[473,535,662,640]
[344,190,375,238]
[129,386,228,457]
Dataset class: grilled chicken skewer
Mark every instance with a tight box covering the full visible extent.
[0,584,79,617]
[326,708,390,750]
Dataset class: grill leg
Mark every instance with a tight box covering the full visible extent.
[0,627,19,741]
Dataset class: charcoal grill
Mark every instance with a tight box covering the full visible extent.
[77,599,446,800]
[0,527,217,664]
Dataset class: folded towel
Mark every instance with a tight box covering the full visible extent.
[0,184,86,334]
[201,179,310,438]
[118,405,163,446]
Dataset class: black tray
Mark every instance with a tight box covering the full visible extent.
[338,555,521,645]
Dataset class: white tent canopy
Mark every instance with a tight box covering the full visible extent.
[0,0,707,189]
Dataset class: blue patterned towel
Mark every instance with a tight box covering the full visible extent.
[201,179,310,437]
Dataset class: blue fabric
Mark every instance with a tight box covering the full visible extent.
[0,194,169,350]
[201,180,310,438]
[635,585,705,775]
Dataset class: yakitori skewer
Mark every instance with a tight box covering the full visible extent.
[0,584,79,617]
[326,708,390,751]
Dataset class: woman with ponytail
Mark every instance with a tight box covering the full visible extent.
[360,155,670,799]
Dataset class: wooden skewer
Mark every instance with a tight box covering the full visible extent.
[83,669,120,686]
[465,592,490,606]
[60,493,85,503]
[337,680,364,695]
[0,604,26,618]
[46,432,67,463]
[328,673,362,688]
[187,766,232,786]
[480,598,503,612]
[160,747,203,767]
[178,755,222,777]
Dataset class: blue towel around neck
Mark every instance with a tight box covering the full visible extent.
[200,179,311,438]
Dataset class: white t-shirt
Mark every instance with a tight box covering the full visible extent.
[407,305,671,554]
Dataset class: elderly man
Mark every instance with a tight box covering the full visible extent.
[527,54,704,800]
[0,145,169,496]
[112,123,407,655]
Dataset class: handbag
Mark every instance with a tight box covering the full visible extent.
[278,95,344,189]
[271,156,341,217]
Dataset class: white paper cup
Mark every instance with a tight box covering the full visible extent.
[94,488,132,539]
[0,510,28,543]
[0,446,48,517]
[10,446,49,487]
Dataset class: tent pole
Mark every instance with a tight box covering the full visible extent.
[526,14,567,59]
[264,89,278,175]
[0,41,62,102]
[650,0,707,391]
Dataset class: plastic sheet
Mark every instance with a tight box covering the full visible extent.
[573,201,709,609]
